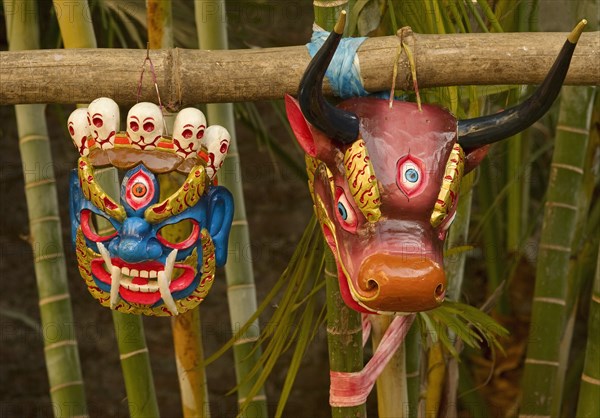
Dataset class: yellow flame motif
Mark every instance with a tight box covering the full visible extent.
[78,157,126,222]
[430,143,465,228]
[343,138,381,223]
[145,165,208,223]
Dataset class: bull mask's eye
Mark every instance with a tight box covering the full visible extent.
[396,154,425,197]
[337,202,348,220]
[335,187,358,232]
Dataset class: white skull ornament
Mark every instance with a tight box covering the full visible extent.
[203,125,231,180]
[126,102,164,150]
[173,108,207,159]
[68,108,91,156]
[87,97,120,150]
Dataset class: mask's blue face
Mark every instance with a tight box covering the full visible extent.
[70,163,233,316]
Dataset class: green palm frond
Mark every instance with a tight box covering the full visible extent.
[204,215,327,416]
[423,300,509,357]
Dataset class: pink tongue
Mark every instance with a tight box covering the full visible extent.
[132,277,149,285]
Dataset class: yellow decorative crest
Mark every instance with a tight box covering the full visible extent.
[305,154,319,195]
[430,143,465,228]
[343,138,381,223]
[77,157,126,222]
[145,165,208,223]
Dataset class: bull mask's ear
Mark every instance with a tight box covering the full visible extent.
[464,145,491,174]
[285,94,317,157]
[285,94,340,165]
[69,169,83,247]
[206,186,234,267]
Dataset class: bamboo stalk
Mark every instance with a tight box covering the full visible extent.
[0,31,598,106]
[312,6,367,417]
[477,157,508,312]
[520,85,596,417]
[53,1,161,415]
[553,88,598,416]
[575,244,600,418]
[404,323,421,418]
[4,1,88,416]
[110,313,158,416]
[324,252,367,418]
[145,1,212,416]
[171,308,210,418]
[442,171,475,417]
[424,341,445,417]
[194,1,268,416]
[371,315,409,418]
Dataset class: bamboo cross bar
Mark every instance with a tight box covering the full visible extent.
[1,31,598,108]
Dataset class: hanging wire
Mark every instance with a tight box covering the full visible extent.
[136,43,169,135]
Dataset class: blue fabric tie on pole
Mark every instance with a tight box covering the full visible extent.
[306,30,369,99]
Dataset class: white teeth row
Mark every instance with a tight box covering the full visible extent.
[120,267,159,278]
[97,244,180,315]
[120,277,160,293]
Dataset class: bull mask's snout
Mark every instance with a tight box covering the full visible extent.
[356,253,446,312]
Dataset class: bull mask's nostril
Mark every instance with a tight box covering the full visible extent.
[434,283,445,302]
[367,279,379,292]
[356,275,380,300]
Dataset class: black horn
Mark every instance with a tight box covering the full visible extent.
[458,20,587,149]
[298,10,360,145]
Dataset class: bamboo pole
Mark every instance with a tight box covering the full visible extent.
[4,1,88,416]
[145,1,212,415]
[52,1,161,415]
[324,252,367,418]
[520,85,596,417]
[371,315,409,417]
[575,245,600,418]
[0,31,598,106]
[194,1,268,416]
[312,6,366,417]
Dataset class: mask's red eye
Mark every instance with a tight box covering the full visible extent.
[157,219,200,250]
[396,154,426,197]
[80,209,117,242]
[196,128,205,140]
[68,125,75,136]
[143,122,155,132]
[129,121,139,132]
[335,187,358,233]
[93,117,103,128]
[182,129,193,139]
[125,170,155,210]
[220,141,228,154]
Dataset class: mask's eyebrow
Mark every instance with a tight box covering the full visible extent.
[430,143,464,228]
[77,157,126,222]
[144,165,208,224]
[343,138,381,223]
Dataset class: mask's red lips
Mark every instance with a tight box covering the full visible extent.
[91,258,195,305]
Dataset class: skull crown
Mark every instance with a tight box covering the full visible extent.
[68,98,231,179]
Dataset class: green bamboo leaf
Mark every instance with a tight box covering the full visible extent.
[356,0,381,36]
